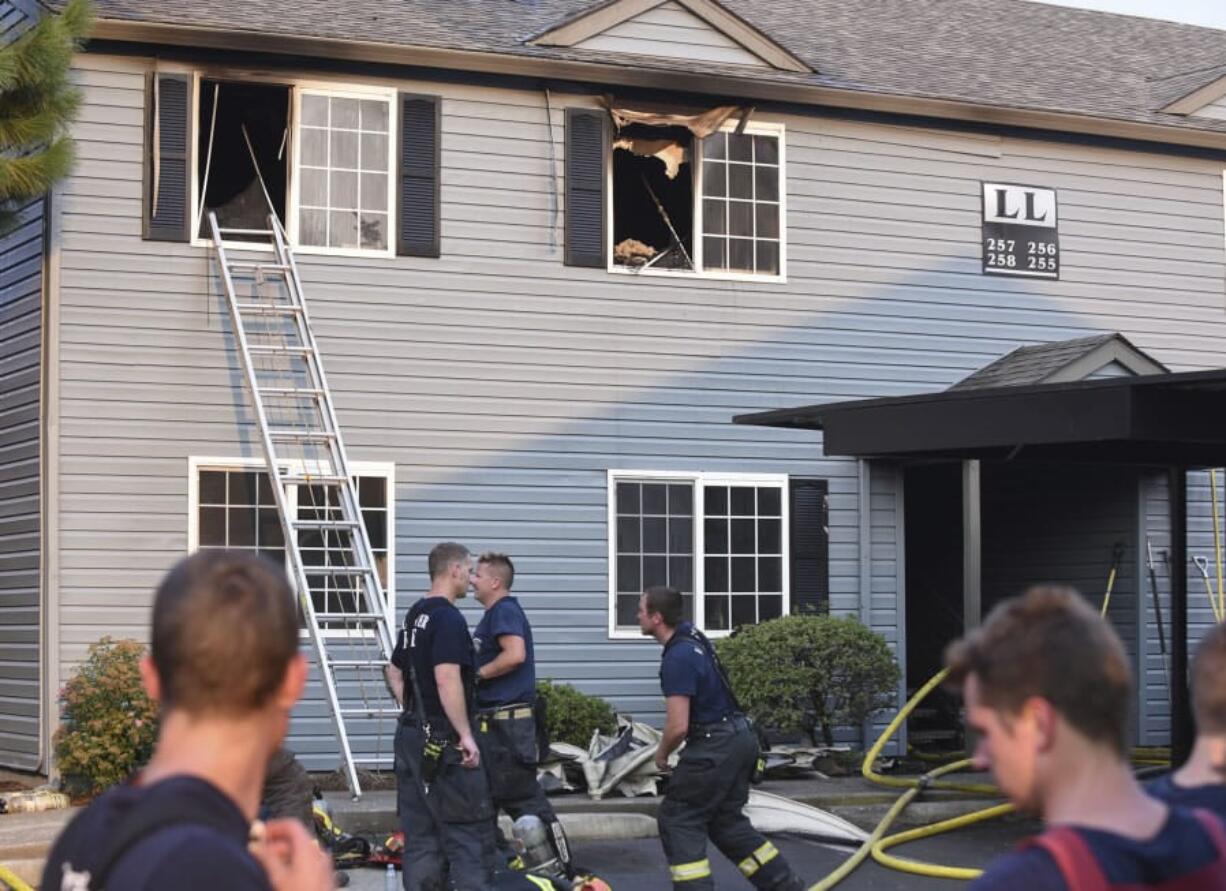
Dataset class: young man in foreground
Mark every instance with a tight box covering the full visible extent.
[1148,621,1226,818]
[640,585,804,890]
[42,550,333,890]
[947,586,1226,889]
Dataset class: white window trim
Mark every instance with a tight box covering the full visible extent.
[606,469,790,640]
[189,74,399,258]
[187,456,397,629]
[606,120,787,284]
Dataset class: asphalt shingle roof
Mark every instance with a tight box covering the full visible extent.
[948,334,1154,391]
[59,0,1226,135]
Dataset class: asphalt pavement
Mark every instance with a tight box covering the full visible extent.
[344,816,1040,890]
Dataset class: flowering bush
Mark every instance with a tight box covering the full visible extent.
[54,637,158,796]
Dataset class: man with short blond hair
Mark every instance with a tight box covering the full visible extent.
[42,551,333,891]
[947,586,1226,890]
[1148,621,1226,817]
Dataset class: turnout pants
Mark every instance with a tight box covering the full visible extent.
[476,704,572,869]
[395,720,497,891]
[658,717,800,890]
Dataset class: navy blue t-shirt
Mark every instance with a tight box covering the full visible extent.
[969,807,1222,890]
[41,775,269,890]
[659,622,736,725]
[391,596,475,724]
[473,595,536,708]
[1147,772,1226,821]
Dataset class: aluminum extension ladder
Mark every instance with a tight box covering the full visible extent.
[208,212,397,797]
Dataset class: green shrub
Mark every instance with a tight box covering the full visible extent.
[54,637,159,796]
[536,679,617,748]
[715,615,900,746]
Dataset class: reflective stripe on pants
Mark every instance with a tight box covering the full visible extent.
[738,840,780,877]
[670,859,713,882]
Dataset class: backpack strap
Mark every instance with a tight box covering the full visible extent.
[1192,808,1226,860]
[89,793,239,889]
[1025,827,1109,891]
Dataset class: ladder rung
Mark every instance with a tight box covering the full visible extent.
[259,388,324,399]
[328,657,388,667]
[269,429,335,442]
[220,227,275,236]
[339,706,401,718]
[236,303,303,314]
[294,518,361,530]
[248,344,312,355]
[281,474,345,486]
[352,756,394,766]
[317,613,384,623]
[229,261,290,271]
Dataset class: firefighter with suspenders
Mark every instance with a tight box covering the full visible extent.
[639,585,804,891]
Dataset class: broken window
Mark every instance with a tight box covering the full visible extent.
[196,80,290,241]
[607,102,784,277]
[612,125,694,271]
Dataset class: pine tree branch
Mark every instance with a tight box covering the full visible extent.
[0,135,74,202]
[0,84,80,146]
[0,0,94,95]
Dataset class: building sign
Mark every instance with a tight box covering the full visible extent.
[981,182,1059,279]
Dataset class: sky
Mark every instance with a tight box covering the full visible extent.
[1028,0,1226,30]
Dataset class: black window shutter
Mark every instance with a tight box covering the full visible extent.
[790,478,830,615]
[143,73,191,242]
[564,108,606,268]
[397,93,440,258]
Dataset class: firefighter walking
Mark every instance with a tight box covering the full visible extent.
[639,585,804,891]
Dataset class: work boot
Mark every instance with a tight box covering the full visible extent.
[768,873,805,891]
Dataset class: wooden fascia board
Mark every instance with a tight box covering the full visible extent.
[88,19,1226,153]
[530,0,667,46]
[1164,72,1226,116]
[673,0,811,73]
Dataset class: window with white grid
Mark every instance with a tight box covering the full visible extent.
[701,130,782,276]
[191,460,395,627]
[608,471,788,637]
[296,91,393,251]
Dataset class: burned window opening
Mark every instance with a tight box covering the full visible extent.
[612,124,693,271]
[197,80,290,241]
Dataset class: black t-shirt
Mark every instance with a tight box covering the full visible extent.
[391,596,475,725]
[41,775,270,890]
[1147,772,1226,821]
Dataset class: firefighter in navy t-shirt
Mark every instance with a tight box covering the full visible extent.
[640,585,805,891]
[471,552,573,873]
[387,542,495,891]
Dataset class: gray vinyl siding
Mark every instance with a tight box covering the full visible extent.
[51,51,1226,767]
[1191,94,1226,122]
[1,0,37,43]
[0,193,44,771]
[574,1,769,68]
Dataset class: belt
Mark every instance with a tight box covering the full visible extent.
[688,713,749,736]
[477,702,533,721]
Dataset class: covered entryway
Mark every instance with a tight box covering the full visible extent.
[737,339,1226,761]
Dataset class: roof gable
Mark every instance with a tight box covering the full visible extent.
[949,334,1168,391]
[530,0,811,72]
[1162,70,1226,118]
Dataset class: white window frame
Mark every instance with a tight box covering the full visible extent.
[188,73,398,258]
[606,120,787,284]
[187,456,397,631]
[606,469,790,640]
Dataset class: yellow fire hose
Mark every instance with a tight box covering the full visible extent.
[810,547,1155,888]
[0,866,33,891]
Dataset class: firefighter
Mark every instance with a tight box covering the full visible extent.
[471,552,573,874]
[386,542,496,891]
[639,586,804,891]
